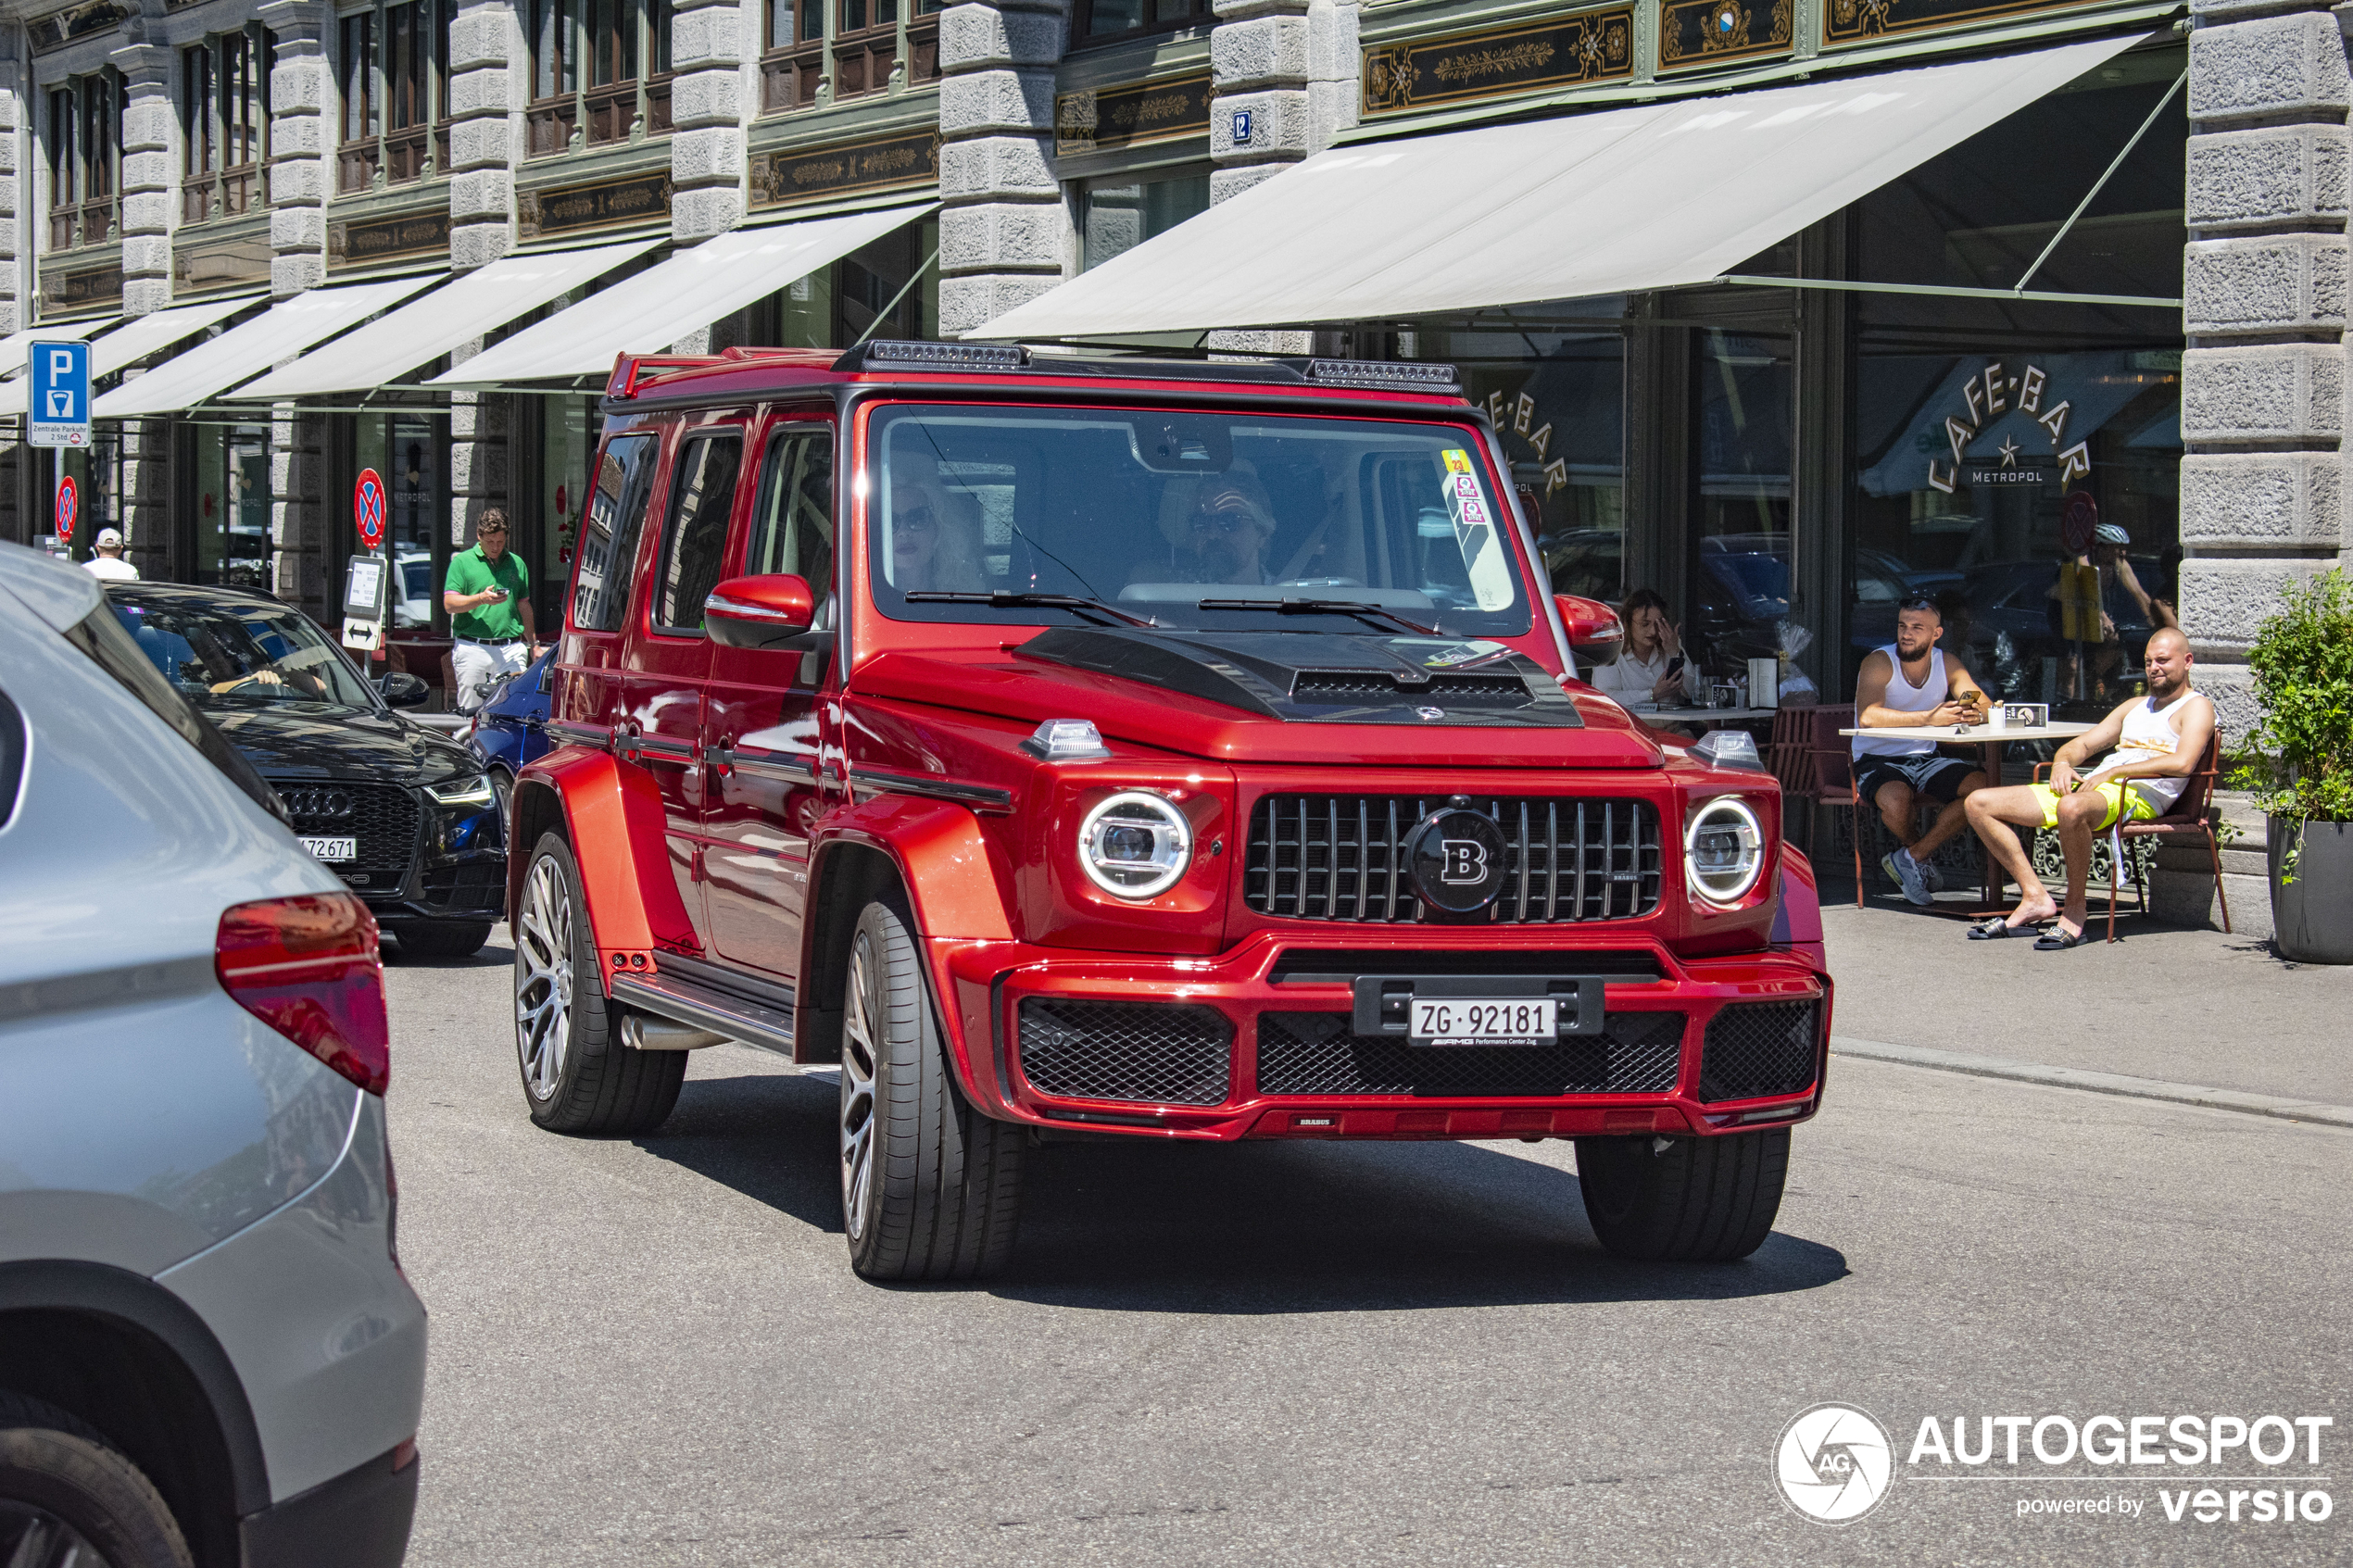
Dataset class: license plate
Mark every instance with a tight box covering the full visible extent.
[302,835,359,862]
[1410,997,1557,1047]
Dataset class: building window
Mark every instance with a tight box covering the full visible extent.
[527,0,673,155]
[757,0,937,115]
[1079,169,1207,271]
[184,421,275,591]
[182,27,272,226]
[1075,0,1208,47]
[45,72,120,253]
[339,0,457,194]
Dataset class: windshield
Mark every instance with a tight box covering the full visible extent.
[110,591,381,713]
[864,405,1533,636]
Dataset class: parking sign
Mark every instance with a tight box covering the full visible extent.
[29,340,91,448]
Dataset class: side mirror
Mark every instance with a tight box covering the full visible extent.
[705,573,815,650]
[1555,595,1624,667]
[379,671,430,708]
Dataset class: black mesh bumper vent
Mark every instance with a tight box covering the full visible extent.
[1017,1000,1234,1107]
[1696,1001,1821,1103]
[1244,795,1662,923]
[273,780,421,875]
[1290,673,1531,708]
[1255,1010,1686,1097]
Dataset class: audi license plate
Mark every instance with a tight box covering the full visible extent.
[301,835,359,863]
[1410,997,1557,1047]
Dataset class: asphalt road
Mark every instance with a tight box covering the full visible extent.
[385,942,2352,1566]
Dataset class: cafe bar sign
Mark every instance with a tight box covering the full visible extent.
[751,129,940,209]
[1364,6,1635,118]
[1828,0,2086,46]
[1927,359,2091,495]
[1659,0,1793,71]
[1057,73,1212,157]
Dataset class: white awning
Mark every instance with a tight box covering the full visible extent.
[92,276,439,418]
[0,318,114,381]
[0,295,260,416]
[975,34,2141,340]
[432,203,935,386]
[232,238,663,400]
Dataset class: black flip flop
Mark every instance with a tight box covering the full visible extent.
[1969,917,2035,940]
[2032,925,2083,951]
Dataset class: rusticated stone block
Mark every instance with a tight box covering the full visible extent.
[2189,122,2350,231]
[1210,161,1285,203]
[450,220,514,269]
[273,253,326,298]
[672,184,743,241]
[939,200,1070,272]
[2181,451,2345,545]
[670,70,743,128]
[120,235,171,277]
[2182,554,2338,648]
[2183,342,2343,441]
[939,133,1057,199]
[2190,12,2352,124]
[2185,232,2347,334]
[671,125,747,185]
[1210,87,1309,159]
[939,68,1056,134]
[940,270,1064,336]
[273,207,328,250]
[1213,14,1311,88]
[939,3,1064,69]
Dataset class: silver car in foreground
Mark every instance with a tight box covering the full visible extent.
[0,545,426,1568]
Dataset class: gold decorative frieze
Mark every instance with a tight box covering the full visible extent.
[1363,8,1635,118]
[329,209,451,270]
[1056,73,1212,158]
[518,169,673,240]
[1826,0,2086,46]
[749,129,940,209]
[1660,0,1793,71]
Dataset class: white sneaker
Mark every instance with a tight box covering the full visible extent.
[1887,848,1933,907]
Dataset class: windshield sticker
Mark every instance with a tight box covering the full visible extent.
[1420,639,1510,669]
[1441,448,1472,474]
[1441,472,1516,612]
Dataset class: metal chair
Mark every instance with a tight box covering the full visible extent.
[2033,734,2232,943]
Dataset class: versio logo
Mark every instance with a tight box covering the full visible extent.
[1778,1403,1895,1525]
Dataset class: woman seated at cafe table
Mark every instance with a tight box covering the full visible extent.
[1590,589,1696,730]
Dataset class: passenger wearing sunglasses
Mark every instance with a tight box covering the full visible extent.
[887,483,985,592]
[1180,476,1276,585]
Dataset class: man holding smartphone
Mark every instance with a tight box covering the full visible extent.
[443,509,540,713]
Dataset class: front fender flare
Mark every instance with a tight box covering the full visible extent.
[508,746,699,983]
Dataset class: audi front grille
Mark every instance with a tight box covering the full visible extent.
[274,781,422,876]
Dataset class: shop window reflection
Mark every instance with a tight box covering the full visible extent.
[1689,330,1793,673]
[187,423,273,590]
[358,414,447,630]
[1079,171,1209,272]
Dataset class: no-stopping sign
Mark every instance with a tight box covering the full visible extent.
[354,469,387,551]
[56,476,78,543]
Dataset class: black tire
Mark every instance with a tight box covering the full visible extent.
[0,1390,194,1568]
[837,896,1024,1281]
[395,921,494,959]
[512,831,685,1135]
[1574,1128,1789,1262]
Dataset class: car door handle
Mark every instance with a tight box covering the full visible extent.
[707,742,817,784]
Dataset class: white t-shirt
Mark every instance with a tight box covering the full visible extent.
[1590,644,1688,709]
[82,556,139,581]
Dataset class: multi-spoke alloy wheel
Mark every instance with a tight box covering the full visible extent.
[515,852,573,1101]
[837,896,1026,1281]
[510,832,684,1135]
[838,932,880,1244]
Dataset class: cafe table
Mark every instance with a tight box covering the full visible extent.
[1838,720,2097,913]
[1642,705,1784,728]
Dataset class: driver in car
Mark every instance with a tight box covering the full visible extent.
[1161,474,1277,586]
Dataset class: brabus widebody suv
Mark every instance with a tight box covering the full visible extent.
[508,342,1832,1281]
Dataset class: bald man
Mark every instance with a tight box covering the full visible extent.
[1964,628,2214,949]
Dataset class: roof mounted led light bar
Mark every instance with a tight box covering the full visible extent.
[839,340,1030,372]
[1302,358,1461,392]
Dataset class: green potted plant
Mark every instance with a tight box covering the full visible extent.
[2232,570,2353,963]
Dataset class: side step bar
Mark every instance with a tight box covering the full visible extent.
[610,971,796,1056]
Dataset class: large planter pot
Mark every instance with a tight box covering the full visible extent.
[2270,818,2353,964]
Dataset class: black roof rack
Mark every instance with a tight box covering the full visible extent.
[833,339,1461,394]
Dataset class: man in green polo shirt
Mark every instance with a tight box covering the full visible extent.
[443,509,542,712]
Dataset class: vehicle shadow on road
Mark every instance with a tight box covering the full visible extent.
[385,939,515,970]
[639,1072,1848,1311]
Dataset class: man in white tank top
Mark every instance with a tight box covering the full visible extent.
[1851,596,1992,906]
[1963,628,2217,948]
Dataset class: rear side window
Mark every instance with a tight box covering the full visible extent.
[60,606,289,824]
[747,425,834,614]
[572,432,660,633]
[654,432,744,633]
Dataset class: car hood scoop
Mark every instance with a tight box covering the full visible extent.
[1014,627,1583,728]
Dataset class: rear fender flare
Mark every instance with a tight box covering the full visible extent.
[507,748,698,985]
[798,797,1015,1070]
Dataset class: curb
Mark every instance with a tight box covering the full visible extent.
[1829,1036,2353,1130]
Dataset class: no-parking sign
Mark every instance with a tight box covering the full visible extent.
[56,476,78,543]
[354,468,387,551]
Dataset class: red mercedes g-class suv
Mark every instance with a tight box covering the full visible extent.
[507,340,1831,1281]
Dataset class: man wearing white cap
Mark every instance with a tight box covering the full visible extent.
[83,528,139,581]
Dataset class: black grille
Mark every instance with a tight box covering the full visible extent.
[1256,1010,1686,1097]
[423,861,506,913]
[1017,999,1234,1106]
[1290,673,1530,707]
[273,780,421,875]
[1697,1001,1820,1103]
[1244,795,1663,922]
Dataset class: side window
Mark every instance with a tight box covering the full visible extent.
[572,432,659,633]
[746,425,835,614]
[654,431,744,633]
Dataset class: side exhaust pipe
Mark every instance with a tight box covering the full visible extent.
[623,1014,727,1051]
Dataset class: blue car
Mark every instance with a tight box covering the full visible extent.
[465,646,553,815]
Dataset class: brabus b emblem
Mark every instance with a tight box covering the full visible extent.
[1404,808,1509,913]
[1441,839,1488,884]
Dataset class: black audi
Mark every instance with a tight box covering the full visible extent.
[106,581,507,956]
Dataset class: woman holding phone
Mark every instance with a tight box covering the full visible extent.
[1591,588,1692,711]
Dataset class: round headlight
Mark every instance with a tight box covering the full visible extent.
[1078,792,1192,899]
[1685,796,1765,906]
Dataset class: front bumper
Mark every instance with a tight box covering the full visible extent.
[935,932,1830,1142]
[240,1441,418,1568]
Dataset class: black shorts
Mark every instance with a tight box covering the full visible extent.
[1856,753,1978,805]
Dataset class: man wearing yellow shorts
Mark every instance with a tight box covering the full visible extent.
[1962,628,2216,949]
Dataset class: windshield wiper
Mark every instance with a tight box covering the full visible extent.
[904,590,1158,629]
[1196,597,1441,637]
